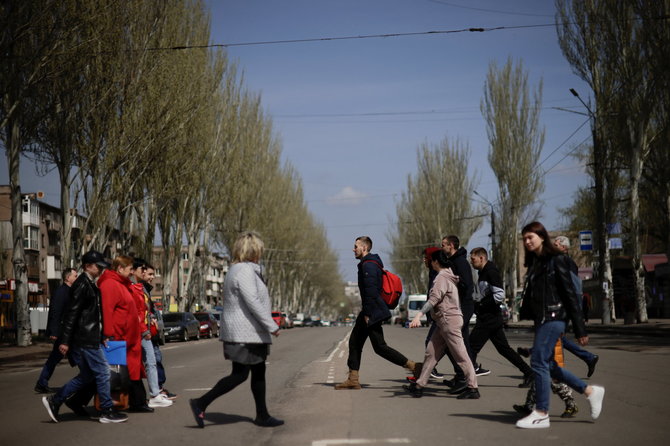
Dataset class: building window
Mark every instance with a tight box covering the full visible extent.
[23,226,39,250]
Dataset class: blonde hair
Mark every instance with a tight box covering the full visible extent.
[232,232,264,263]
[112,255,134,271]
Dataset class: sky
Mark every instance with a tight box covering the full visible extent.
[1,0,593,282]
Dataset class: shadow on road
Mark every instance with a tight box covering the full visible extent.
[202,412,254,427]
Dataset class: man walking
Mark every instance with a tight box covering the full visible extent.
[440,235,482,385]
[34,268,78,394]
[467,247,534,391]
[553,236,599,377]
[335,236,417,389]
[42,250,128,424]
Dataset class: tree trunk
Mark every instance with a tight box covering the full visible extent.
[7,118,32,346]
[630,134,648,323]
[59,168,74,268]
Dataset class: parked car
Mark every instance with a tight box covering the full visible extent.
[292,312,305,327]
[407,294,428,326]
[194,312,219,338]
[271,311,287,329]
[163,312,200,342]
[282,312,293,328]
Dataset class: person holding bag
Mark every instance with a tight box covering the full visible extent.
[189,232,283,428]
[516,222,605,429]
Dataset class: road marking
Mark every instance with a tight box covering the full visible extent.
[313,439,411,446]
[319,333,350,363]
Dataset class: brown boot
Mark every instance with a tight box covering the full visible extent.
[405,360,420,375]
[335,370,361,390]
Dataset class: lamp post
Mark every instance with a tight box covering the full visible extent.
[473,190,496,260]
[570,88,613,324]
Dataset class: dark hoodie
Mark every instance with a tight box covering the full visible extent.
[448,247,474,305]
[358,253,392,325]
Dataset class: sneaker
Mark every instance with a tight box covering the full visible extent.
[430,368,444,380]
[34,384,53,394]
[254,415,284,427]
[405,376,417,384]
[587,385,605,419]
[516,410,550,429]
[586,355,599,378]
[513,404,532,415]
[443,377,464,388]
[42,395,60,423]
[456,387,480,399]
[148,394,173,408]
[160,388,178,400]
[402,382,423,398]
[561,405,579,418]
[446,380,468,395]
[189,399,205,428]
[475,365,491,376]
[99,409,128,424]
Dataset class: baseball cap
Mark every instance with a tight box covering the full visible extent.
[81,250,110,269]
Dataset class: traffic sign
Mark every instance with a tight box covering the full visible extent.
[579,230,593,251]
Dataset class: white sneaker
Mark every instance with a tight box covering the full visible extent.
[587,385,605,419]
[148,394,174,408]
[516,410,550,429]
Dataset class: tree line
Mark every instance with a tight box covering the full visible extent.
[1,0,345,346]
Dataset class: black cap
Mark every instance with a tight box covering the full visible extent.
[81,250,110,269]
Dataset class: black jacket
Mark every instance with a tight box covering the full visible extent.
[521,253,587,338]
[448,247,474,306]
[358,253,392,326]
[46,284,71,339]
[59,273,104,348]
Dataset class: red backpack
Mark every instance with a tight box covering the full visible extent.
[364,260,403,309]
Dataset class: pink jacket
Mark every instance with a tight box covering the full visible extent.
[427,268,462,324]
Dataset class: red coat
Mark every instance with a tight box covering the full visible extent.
[99,269,144,380]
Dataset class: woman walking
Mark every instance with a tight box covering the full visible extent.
[404,249,479,399]
[189,232,283,428]
[516,222,604,429]
[99,255,148,412]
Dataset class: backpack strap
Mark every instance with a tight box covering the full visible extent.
[363,259,383,271]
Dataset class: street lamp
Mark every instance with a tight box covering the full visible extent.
[473,190,496,260]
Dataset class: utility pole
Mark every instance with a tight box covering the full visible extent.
[473,190,496,260]
[570,88,613,324]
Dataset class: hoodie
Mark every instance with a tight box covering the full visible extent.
[358,253,392,325]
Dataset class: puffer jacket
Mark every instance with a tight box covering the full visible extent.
[358,253,392,326]
[522,253,587,338]
[59,273,106,348]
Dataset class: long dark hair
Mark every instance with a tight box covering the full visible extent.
[431,249,453,269]
[521,221,560,267]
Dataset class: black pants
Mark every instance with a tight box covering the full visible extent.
[129,379,147,408]
[469,315,532,376]
[196,361,269,419]
[440,302,476,379]
[347,312,408,371]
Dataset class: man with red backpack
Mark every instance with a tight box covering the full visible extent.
[335,236,418,390]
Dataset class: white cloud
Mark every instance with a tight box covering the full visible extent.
[327,186,368,206]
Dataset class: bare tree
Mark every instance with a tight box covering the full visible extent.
[389,137,483,294]
[481,57,545,305]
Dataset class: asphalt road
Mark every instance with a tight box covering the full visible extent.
[2,325,669,445]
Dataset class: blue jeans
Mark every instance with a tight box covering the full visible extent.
[54,345,112,410]
[141,338,159,396]
[531,320,587,412]
[153,344,166,388]
[36,342,65,387]
[561,335,596,363]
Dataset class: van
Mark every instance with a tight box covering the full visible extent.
[406,294,428,326]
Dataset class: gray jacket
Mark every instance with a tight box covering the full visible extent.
[220,262,277,344]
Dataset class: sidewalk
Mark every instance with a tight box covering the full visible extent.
[507,318,670,337]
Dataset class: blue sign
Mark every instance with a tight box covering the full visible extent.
[609,237,623,249]
[579,231,593,251]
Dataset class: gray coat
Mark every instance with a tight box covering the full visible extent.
[220,262,277,344]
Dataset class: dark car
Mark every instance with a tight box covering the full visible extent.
[194,312,219,338]
[163,312,200,342]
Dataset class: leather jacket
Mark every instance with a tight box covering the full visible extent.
[59,273,105,348]
[521,253,587,338]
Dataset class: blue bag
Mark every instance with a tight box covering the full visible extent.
[103,340,127,365]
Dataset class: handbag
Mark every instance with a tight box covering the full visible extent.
[103,340,127,366]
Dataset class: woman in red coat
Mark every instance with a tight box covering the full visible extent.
[99,255,149,411]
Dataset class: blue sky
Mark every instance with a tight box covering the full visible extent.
[2,0,593,282]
